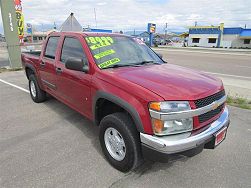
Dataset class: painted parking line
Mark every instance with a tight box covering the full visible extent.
[204,72,251,80]
[235,65,251,69]
[154,48,251,56]
[0,78,29,93]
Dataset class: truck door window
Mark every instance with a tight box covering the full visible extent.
[44,36,59,59]
[61,37,87,64]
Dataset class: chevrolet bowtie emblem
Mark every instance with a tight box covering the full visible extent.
[212,102,219,110]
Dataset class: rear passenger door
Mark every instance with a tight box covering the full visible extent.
[55,36,92,116]
[39,36,59,95]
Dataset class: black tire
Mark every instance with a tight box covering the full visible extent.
[28,74,46,103]
[99,112,143,172]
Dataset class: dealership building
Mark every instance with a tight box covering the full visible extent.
[188,23,251,48]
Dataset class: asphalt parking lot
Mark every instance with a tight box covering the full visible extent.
[154,48,251,99]
[0,71,251,188]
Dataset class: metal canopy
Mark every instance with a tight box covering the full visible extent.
[60,13,82,32]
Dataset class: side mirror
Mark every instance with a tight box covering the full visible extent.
[65,57,89,73]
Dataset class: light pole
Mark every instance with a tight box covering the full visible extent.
[165,23,167,44]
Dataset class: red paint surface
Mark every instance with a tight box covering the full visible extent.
[22,32,225,135]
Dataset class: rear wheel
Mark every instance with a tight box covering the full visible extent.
[99,112,142,172]
[29,74,46,103]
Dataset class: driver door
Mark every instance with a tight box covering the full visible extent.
[55,35,92,116]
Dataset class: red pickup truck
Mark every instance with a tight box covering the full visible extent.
[21,32,230,172]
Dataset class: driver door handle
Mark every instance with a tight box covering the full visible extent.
[56,67,63,74]
[40,61,45,67]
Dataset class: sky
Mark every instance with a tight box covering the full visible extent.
[0,0,251,34]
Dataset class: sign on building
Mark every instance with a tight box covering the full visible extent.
[27,23,32,34]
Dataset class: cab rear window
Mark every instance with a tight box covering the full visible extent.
[44,36,60,59]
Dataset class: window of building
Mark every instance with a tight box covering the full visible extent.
[61,37,87,63]
[33,36,37,41]
[38,37,43,40]
[44,37,59,59]
[208,38,217,43]
[192,38,200,43]
[244,39,250,44]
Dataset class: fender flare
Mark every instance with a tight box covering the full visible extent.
[24,64,44,89]
[93,91,145,133]
[24,63,36,79]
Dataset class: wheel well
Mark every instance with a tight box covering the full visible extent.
[95,98,129,125]
[25,67,34,79]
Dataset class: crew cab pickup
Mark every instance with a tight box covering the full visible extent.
[21,32,230,172]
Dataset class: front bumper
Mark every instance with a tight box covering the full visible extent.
[140,106,230,155]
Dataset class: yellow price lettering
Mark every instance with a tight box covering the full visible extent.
[94,49,115,59]
[89,37,97,44]
[87,37,114,50]
[98,58,120,68]
[106,37,114,44]
[101,37,110,45]
[86,37,91,43]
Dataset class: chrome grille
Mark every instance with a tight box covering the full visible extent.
[195,90,225,124]
[198,104,224,123]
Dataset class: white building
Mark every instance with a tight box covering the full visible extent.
[188,23,251,48]
[24,30,56,43]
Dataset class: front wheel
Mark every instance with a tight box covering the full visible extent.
[99,113,143,172]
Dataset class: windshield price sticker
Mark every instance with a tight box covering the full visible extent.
[86,37,114,50]
[94,49,116,59]
[98,58,120,68]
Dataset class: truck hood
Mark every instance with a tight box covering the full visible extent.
[107,64,223,101]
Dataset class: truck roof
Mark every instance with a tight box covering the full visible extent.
[50,31,128,37]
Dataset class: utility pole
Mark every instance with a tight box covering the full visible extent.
[53,22,57,30]
[41,23,44,35]
[94,8,97,28]
[164,23,168,42]
[0,0,22,68]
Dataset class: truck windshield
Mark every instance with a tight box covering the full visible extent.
[85,36,164,69]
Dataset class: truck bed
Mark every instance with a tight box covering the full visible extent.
[21,51,41,69]
[22,51,41,57]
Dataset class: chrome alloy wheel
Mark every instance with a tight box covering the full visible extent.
[30,80,36,97]
[104,127,126,161]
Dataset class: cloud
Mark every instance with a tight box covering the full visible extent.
[97,2,107,6]
[1,0,251,34]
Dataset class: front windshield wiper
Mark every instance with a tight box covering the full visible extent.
[133,60,160,66]
[101,61,160,70]
[102,64,140,69]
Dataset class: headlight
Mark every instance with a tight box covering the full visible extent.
[149,101,191,112]
[149,101,193,136]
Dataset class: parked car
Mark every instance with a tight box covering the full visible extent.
[21,32,230,172]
